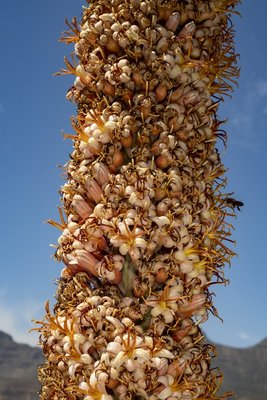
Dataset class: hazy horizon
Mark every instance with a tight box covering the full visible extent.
[0,0,267,349]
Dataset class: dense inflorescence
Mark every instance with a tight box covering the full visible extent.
[36,0,240,399]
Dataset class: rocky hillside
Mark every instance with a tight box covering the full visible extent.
[0,330,266,399]
[216,339,267,400]
[0,331,42,400]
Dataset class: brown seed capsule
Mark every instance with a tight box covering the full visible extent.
[106,378,120,390]
[140,99,151,119]
[106,37,120,53]
[109,270,122,284]
[108,164,117,173]
[151,139,161,156]
[168,116,184,132]
[102,81,115,96]
[170,87,184,102]
[122,88,134,104]
[154,188,166,202]
[112,150,124,168]
[121,135,133,148]
[155,83,168,102]
[158,6,174,21]
[155,268,168,283]
[133,71,144,87]
[155,155,171,169]
[132,280,148,297]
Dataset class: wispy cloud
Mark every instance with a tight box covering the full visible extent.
[0,103,5,115]
[0,296,43,346]
[226,78,267,153]
[236,331,260,346]
[238,332,250,341]
[255,80,267,97]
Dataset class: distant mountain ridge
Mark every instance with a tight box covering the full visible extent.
[0,331,42,400]
[215,338,267,400]
[0,330,266,400]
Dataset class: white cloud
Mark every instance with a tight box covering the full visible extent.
[238,332,250,341]
[224,79,267,153]
[255,80,267,97]
[0,298,43,347]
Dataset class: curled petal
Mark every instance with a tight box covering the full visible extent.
[152,216,170,228]
[134,237,147,249]
[153,349,174,359]
[134,348,150,361]
[80,354,92,364]
[106,342,122,354]
[105,316,124,330]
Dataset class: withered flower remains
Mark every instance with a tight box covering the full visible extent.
[36,0,240,399]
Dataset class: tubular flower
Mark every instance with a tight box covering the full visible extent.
[35,1,240,399]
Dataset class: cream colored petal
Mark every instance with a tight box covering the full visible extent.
[163,309,174,323]
[105,316,124,329]
[89,371,98,386]
[151,303,166,315]
[80,354,92,364]
[153,349,174,359]
[125,358,137,372]
[79,381,89,391]
[112,351,127,368]
[134,237,147,249]
[119,243,130,255]
[158,387,173,400]
[73,333,86,344]
[134,348,150,361]
[106,341,122,354]
[144,336,153,348]
[68,362,80,378]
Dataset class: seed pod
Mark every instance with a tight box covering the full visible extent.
[155,268,168,283]
[106,37,120,53]
[155,82,168,102]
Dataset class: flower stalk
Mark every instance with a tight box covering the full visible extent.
[35,0,240,399]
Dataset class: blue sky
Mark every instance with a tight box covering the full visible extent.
[0,0,266,348]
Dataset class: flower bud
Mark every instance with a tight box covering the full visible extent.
[85,177,103,203]
[67,250,99,277]
[72,194,93,219]
[92,162,110,186]
[165,12,180,32]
